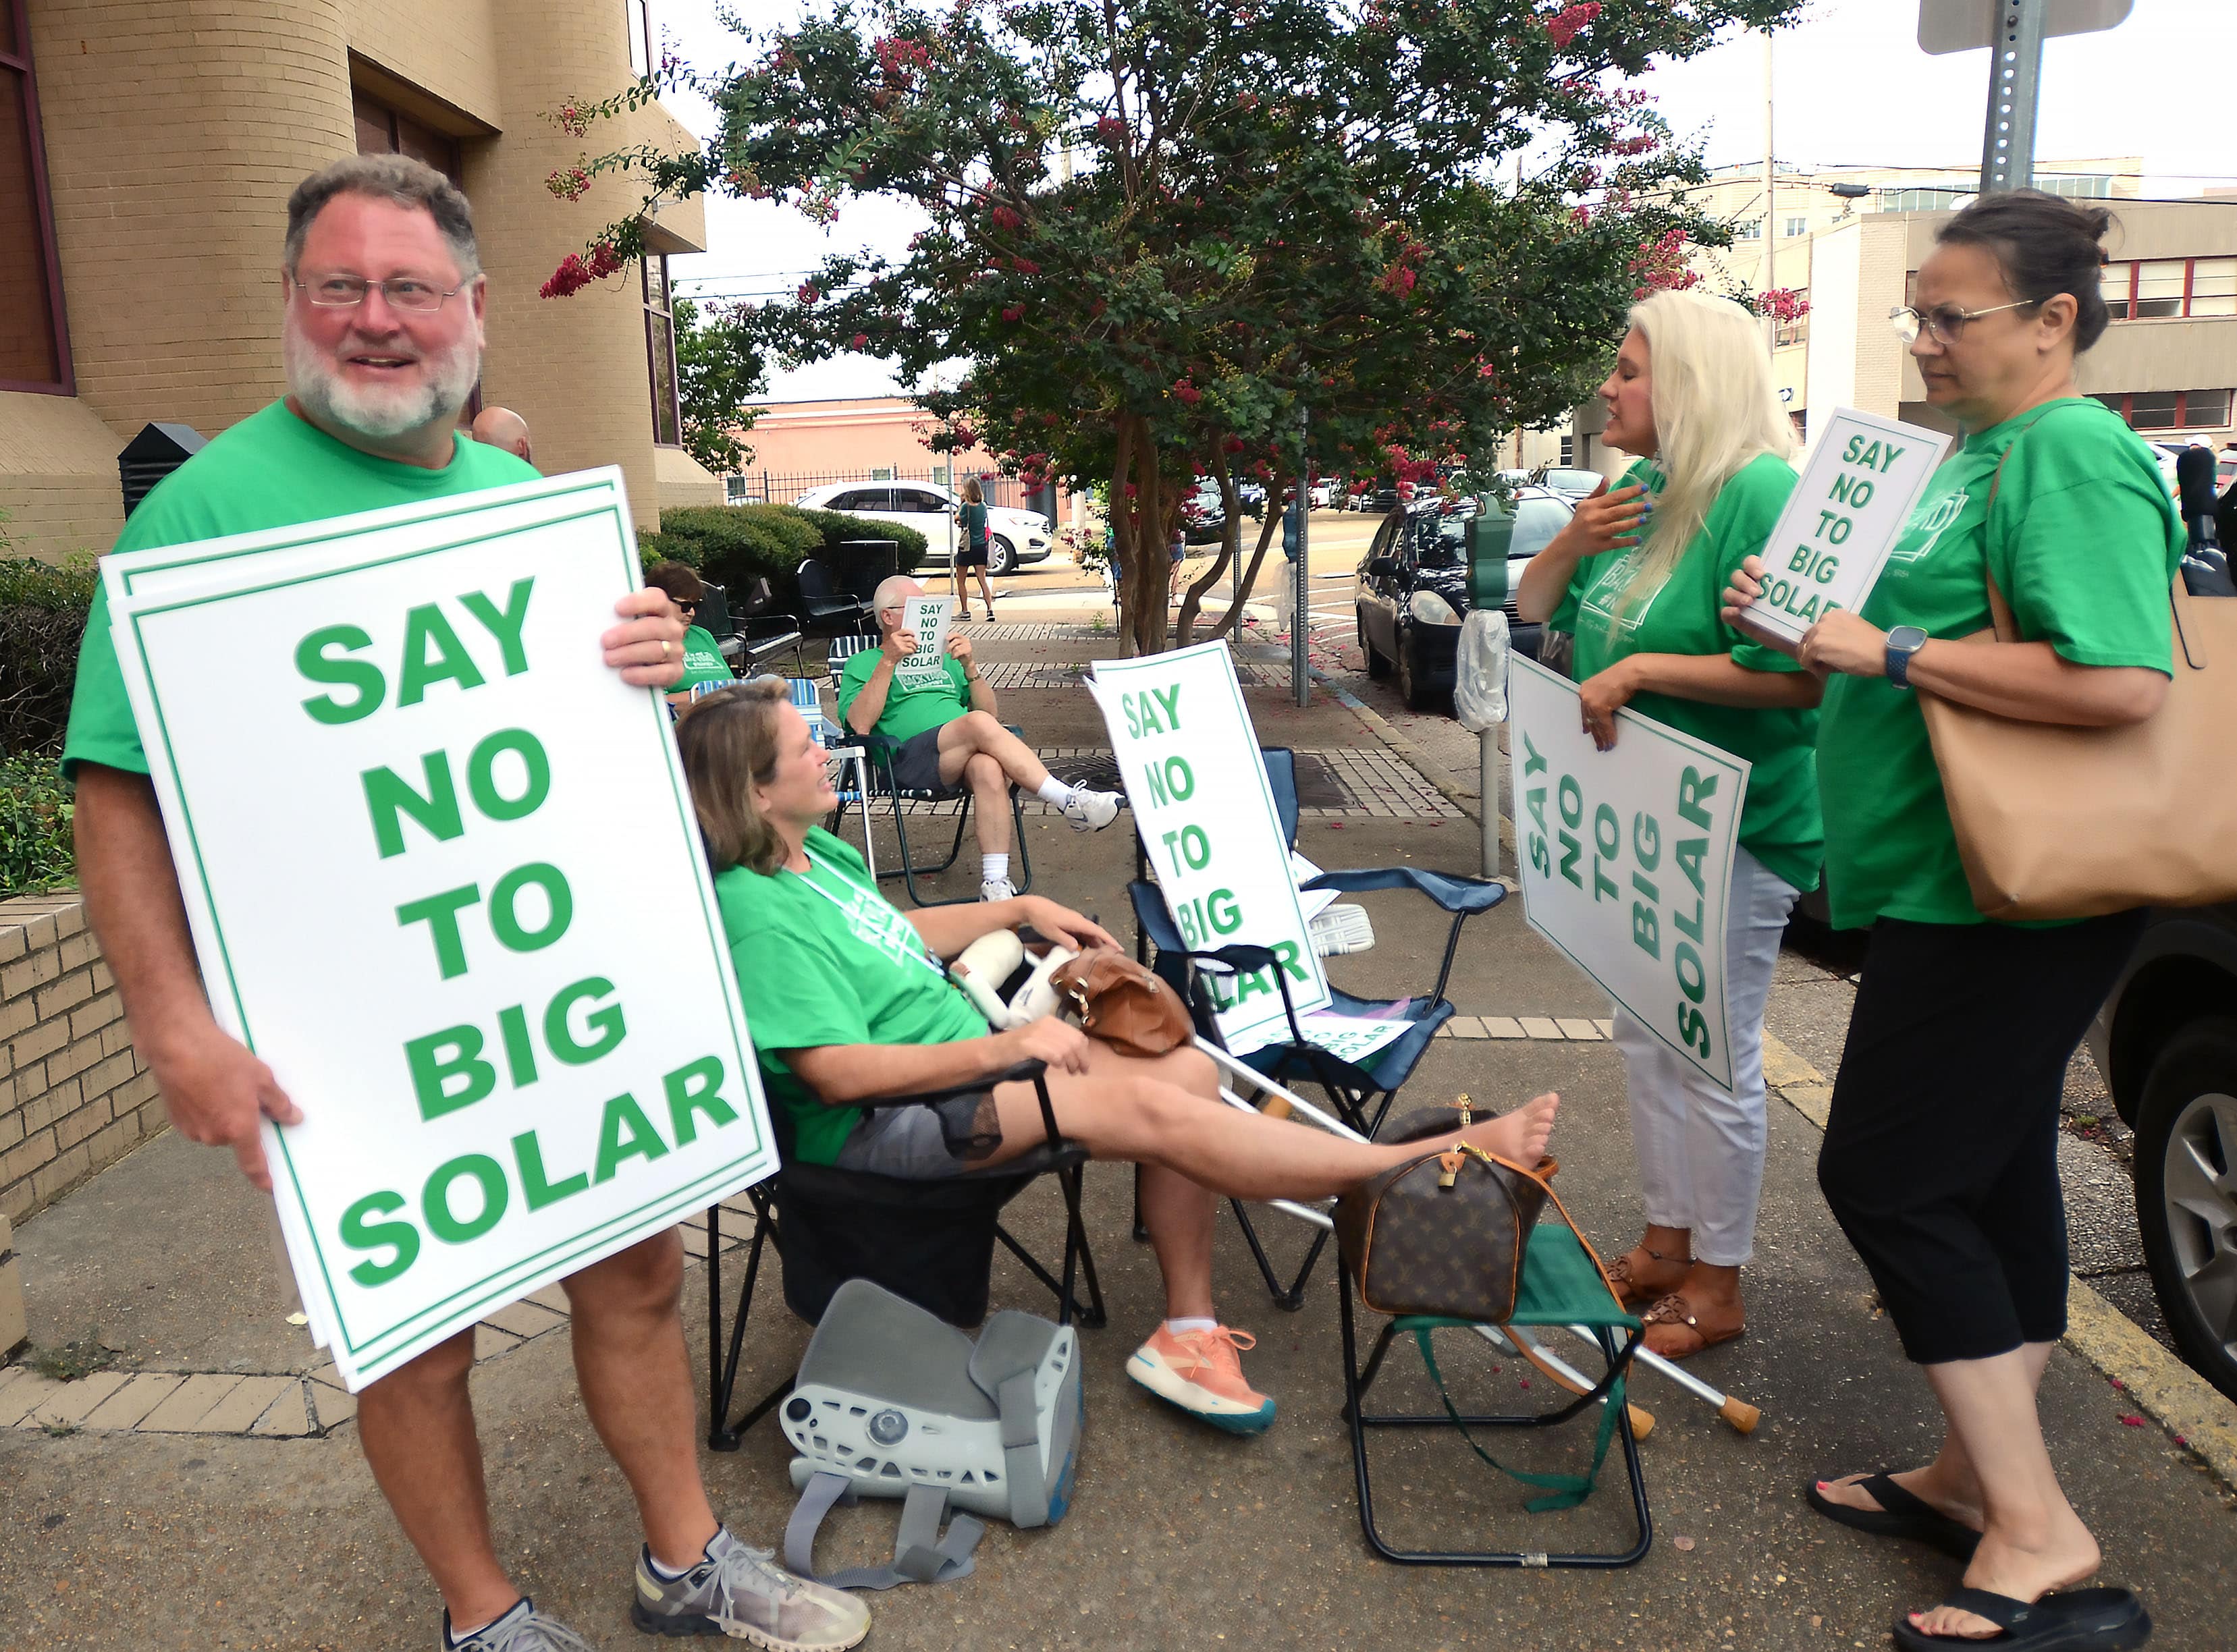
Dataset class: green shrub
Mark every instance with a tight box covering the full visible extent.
[1,558,96,757]
[1,753,76,896]
[637,529,697,574]
[652,504,931,607]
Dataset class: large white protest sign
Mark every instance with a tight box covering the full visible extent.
[1087,643,1330,1045]
[1746,408,1951,644]
[105,470,775,1389]
[1507,655,1749,1093]
[895,595,956,691]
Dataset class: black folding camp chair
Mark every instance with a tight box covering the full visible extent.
[1127,747,1505,1309]
[704,1058,1106,1450]
[823,635,1035,908]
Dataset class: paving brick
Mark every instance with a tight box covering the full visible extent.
[1444,1015,1486,1039]
[481,1300,567,1340]
[191,1374,294,1434]
[0,1362,34,1416]
[308,1377,358,1429]
[22,1369,132,1429]
[525,1283,573,1315]
[1553,1018,1605,1041]
[473,1324,520,1362]
[137,1373,244,1432]
[1517,1016,1564,1040]
[1593,1019,1614,1038]
[80,1372,185,1430]
[251,1382,314,1437]
[0,1370,65,1426]
[1481,1016,1528,1039]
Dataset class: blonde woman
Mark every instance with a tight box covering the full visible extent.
[1515,288,1822,1360]
[954,476,996,618]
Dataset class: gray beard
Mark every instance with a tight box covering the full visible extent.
[284,325,479,444]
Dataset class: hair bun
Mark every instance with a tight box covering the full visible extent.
[2076,202,2114,244]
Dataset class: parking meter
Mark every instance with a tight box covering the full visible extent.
[1464,492,1514,611]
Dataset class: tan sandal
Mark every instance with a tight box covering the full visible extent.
[1640,1290,1746,1359]
[1605,1246,1689,1310]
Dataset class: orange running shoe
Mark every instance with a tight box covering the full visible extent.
[1126,1324,1276,1434]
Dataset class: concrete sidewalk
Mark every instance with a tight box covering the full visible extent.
[3,606,2234,1650]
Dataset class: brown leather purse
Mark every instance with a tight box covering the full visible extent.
[1050,949,1195,1057]
[1333,1097,1580,1322]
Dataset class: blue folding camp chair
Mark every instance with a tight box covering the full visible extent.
[1127,747,1507,1309]
[824,635,1034,908]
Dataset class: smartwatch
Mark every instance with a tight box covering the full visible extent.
[1884,625,1929,689]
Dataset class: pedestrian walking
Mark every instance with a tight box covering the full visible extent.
[954,475,996,618]
[1725,190,2176,1652]
[1513,288,1821,1361]
[61,154,867,1652]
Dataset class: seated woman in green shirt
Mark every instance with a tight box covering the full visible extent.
[676,678,1559,1439]
[645,561,736,709]
[1515,289,1823,1365]
[1725,192,2174,1651]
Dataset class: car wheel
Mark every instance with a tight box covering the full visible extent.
[1397,628,1443,712]
[988,536,1017,576]
[2133,1017,2237,1403]
[1359,616,1391,679]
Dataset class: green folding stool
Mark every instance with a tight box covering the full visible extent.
[1337,1221,1652,1568]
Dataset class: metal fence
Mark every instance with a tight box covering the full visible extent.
[726,468,1054,517]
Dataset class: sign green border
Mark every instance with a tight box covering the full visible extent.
[118,499,767,1375]
[1092,642,1331,1041]
[1508,655,1748,1091]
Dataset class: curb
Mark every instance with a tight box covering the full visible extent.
[1762,1031,2237,1495]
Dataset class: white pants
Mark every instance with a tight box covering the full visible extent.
[1609,846,1799,1268]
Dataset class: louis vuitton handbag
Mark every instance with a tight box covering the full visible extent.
[1333,1097,1590,1323]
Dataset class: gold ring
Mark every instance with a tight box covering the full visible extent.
[662,638,674,661]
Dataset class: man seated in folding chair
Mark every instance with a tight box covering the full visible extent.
[837,576,1123,900]
[676,679,1559,1436]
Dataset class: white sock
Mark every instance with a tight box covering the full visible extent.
[1035,778,1075,808]
[448,1601,527,1647]
[1164,1316,1219,1336]
[644,1527,717,1583]
[982,853,1010,883]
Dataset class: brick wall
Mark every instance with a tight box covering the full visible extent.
[0,894,163,1225]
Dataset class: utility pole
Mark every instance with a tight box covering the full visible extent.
[1978,1,2045,193]
[1291,412,1310,707]
[1761,30,1776,340]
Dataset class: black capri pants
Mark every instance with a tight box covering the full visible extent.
[1816,910,2143,1365]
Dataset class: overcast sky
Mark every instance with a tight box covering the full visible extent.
[649,0,2228,403]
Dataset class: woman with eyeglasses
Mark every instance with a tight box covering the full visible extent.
[1723,192,2180,1652]
[1513,288,1820,1367]
[645,561,736,709]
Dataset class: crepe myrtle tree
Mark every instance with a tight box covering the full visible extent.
[541,0,1801,653]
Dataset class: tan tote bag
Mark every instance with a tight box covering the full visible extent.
[1917,440,2237,921]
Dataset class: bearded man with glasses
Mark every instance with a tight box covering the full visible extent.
[61,155,868,1652]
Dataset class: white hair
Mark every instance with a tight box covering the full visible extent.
[872,574,920,622]
[1604,288,1795,634]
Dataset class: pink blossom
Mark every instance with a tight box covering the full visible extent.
[851,333,869,350]
[1543,3,1601,50]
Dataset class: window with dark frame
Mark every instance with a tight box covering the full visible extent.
[0,0,72,394]
[2090,389,2234,432]
[351,88,462,184]
[644,255,681,447]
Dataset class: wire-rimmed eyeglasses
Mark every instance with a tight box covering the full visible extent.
[1889,299,2036,346]
[294,273,466,313]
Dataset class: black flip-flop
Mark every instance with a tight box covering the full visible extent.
[1806,1473,1982,1560]
[1891,1586,2151,1650]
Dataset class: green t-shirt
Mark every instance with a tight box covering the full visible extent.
[1565,454,1824,893]
[715,828,991,1165]
[961,500,989,553]
[1817,397,2184,929]
[672,624,733,696]
[63,400,539,779]
[835,646,971,742]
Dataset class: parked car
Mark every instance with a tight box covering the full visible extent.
[2087,904,2237,1402]
[1535,466,1607,501]
[1309,478,1338,509]
[790,481,1054,576]
[1354,486,1574,711]
[1236,480,1268,517]
[1179,477,1227,544]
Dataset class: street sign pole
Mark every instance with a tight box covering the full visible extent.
[1978,1,2046,194]
[1292,411,1310,707]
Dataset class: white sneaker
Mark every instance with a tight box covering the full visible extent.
[1059,788,1121,831]
[981,877,1018,902]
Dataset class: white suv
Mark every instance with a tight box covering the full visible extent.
[790,481,1054,576]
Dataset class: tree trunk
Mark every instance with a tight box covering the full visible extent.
[1116,421,1170,655]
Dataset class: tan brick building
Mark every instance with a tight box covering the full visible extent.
[0,0,718,561]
